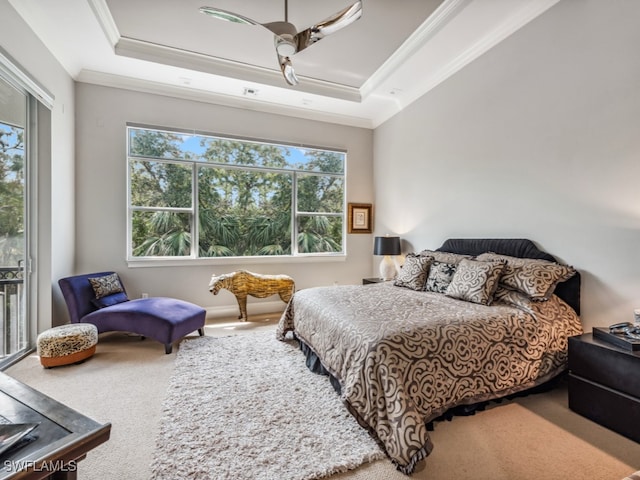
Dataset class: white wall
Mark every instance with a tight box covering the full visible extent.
[0,1,75,330]
[74,83,373,318]
[373,0,640,332]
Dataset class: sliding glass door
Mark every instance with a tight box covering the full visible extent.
[0,75,29,361]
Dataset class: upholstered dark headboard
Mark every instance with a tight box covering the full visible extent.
[437,238,581,315]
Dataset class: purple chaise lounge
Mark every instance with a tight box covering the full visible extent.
[58,271,206,354]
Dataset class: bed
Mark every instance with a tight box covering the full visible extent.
[276,238,583,474]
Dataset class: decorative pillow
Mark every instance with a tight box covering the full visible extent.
[424,261,457,293]
[445,259,506,305]
[475,252,576,301]
[91,291,129,309]
[394,254,433,291]
[493,286,535,315]
[418,249,471,265]
[88,273,124,299]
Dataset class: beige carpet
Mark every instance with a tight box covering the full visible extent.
[6,314,640,480]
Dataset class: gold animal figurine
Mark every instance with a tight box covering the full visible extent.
[208,270,295,321]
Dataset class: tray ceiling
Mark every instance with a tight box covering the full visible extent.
[8,0,561,127]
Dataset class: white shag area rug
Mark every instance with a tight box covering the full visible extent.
[150,331,384,480]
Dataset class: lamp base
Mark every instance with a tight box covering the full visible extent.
[379,255,397,281]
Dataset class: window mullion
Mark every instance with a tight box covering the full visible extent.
[292,171,298,256]
[192,164,198,258]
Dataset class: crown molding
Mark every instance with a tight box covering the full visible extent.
[391,0,563,112]
[360,0,471,100]
[88,0,362,103]
[363,0,562,114]
[87,0,120,46]
[76,69,374,129]
[113,37,362,103]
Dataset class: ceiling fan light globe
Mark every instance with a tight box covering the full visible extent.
[276,41,297,57]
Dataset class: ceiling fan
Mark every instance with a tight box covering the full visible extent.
[199,0,363,86]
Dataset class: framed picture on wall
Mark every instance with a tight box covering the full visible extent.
[347,203,372,234]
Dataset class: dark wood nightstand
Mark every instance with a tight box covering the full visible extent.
[568,333,640,443]
[362,277,386,285]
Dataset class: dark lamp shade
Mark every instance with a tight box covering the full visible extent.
[373,236,401,256]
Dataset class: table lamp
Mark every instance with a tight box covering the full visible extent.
[373,236,401,280]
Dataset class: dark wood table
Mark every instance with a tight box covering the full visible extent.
[0,372,111,479]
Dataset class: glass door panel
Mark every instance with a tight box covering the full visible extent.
[0,76,28,360]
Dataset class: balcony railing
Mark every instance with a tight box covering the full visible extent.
[0,264,25,358]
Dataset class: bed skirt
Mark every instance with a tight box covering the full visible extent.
[298,337,343,395]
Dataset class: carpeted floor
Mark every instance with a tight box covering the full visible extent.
[6,314,640,479]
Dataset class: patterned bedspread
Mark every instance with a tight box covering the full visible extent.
[276,282,583,474]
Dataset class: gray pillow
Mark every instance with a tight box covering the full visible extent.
[445,259,506,305]
[418,249,471,265]
[476,252,576,301]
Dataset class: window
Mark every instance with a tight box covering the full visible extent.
[127,125,346,261]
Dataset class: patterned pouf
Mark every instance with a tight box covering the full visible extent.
[37,323,98,368]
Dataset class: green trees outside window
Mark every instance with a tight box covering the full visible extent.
[0,124,24,266]
[128,126,345,259]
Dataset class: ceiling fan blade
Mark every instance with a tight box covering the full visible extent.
[201,7,297,51]
[294,1,363,53]
[199,6,259,26]
[277,54,299,86]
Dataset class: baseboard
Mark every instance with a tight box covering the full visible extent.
[205,300,286,320]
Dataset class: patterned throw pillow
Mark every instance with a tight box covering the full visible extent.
[424,261,457,293]
[418,250,471,265]
[88,273,124,299]
[493,286,535,315]
[476,252,576,301]
[394,254,433,291]
[445,259,506,305]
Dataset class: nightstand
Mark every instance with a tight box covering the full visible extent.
[568,333,640,443]
[362,277,386,285]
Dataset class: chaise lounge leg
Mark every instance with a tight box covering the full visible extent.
[198,328,204,336]
[165,343,172,354]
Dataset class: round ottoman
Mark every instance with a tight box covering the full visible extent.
[37,323,98,368]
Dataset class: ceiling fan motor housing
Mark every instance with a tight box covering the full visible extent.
[265,21,299,56]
